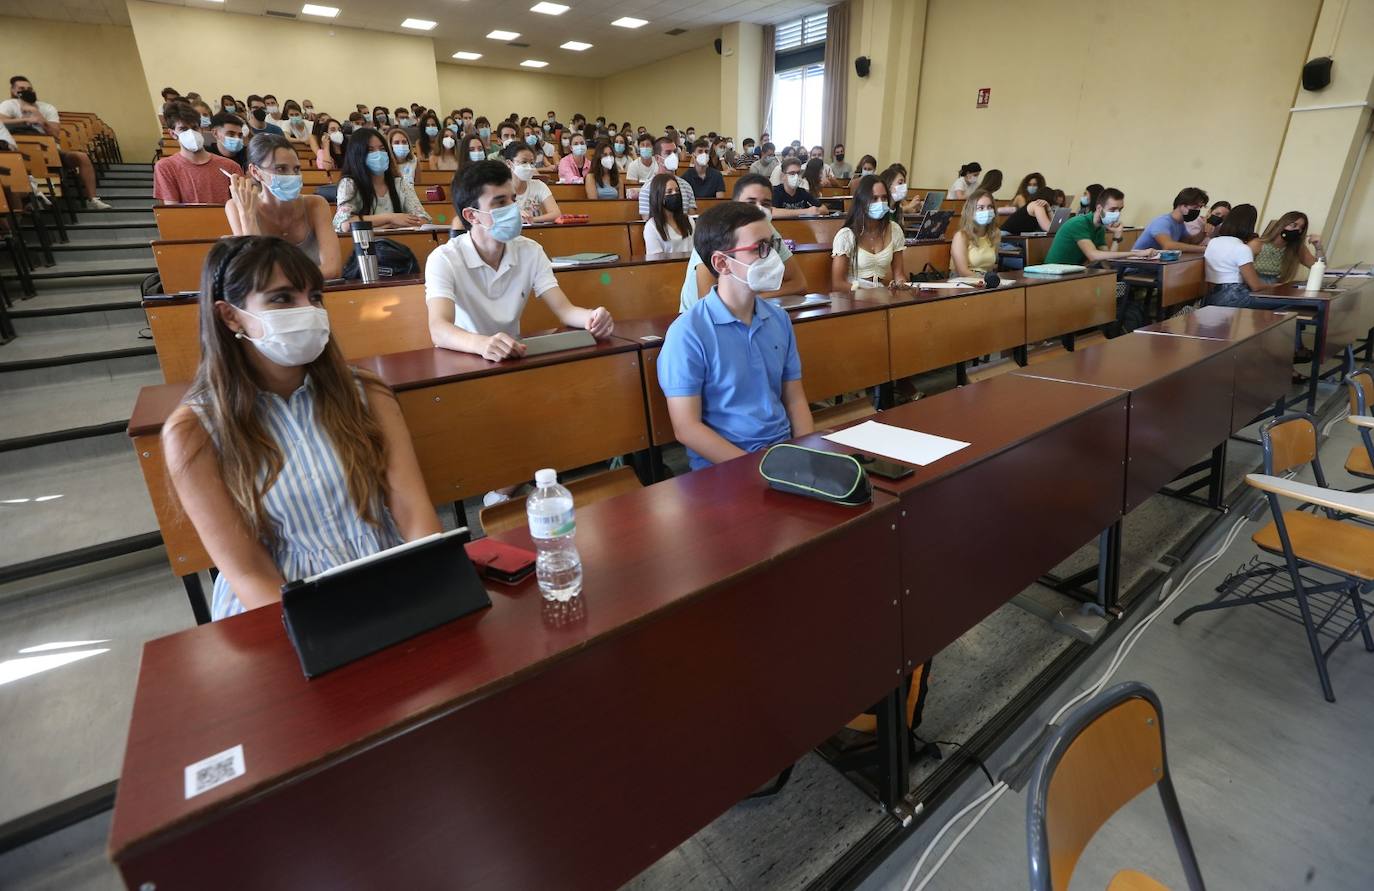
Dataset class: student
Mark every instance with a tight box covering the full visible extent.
[769,147,796,186]
[1204,201,1231,239]
[609,132,631,173]
[280,101,311,145]
[658,202,813,472]
[680,174,805,311]
[345,111,367,135]
[331,128,430,232]
[371,106,391,129]
[850,156,879,195]
[458,134,488,174]
[1077,183,1103,215]
[1131,187,1209,253]
[226,134,341,279]
[830,144,853,180]
[163,236,440,620]
[207,112,248,172]
[736,138,757,167]
[396,108,419,143]
[1,75,111,209]
[153,103,240,205]
[802,158,826,197]
[1204,204,1266,307]
[950,190,1001,278]
[312,119,346,171]
[749,142,780,180]
[388,128,418,185]
[880,165,917,216]
[489,121,518,160]
[1001,197,1054,236]
[245,96,284,137]
[1044,187,1156,265]
[425,159,612,364]
[260,95,282,127]
[831,176,910,291]
[219,94,238,115]
[191,99,215,137]
[976,168,1003,198]
[430,130,460,171]
[637,137,697,220]
[1254,211,1321,284]
[709,138,732,172]
[682,140,726,199]
[949,162,981,200]
[1011,172,1046,208]
[503,142,561,223]
[557,131,592,184]
[301,99,317,121]
[771,157,821,218]
[416,112,442,161]
[457,107,475,136]
[626,133,658,184]
[643,174,695,256]
[585,140,623,200]
[521,124,556,174]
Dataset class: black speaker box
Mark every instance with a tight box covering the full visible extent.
[855,56,871,78]
[1302,57,1332,91]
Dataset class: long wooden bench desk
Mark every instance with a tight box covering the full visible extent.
[1103,256,1206,320]
[1251,277,1374,412]
[1001,228,1144,268]
[109,454,905,890]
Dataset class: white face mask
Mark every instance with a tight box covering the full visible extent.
[328,130,344,145]
[442,136,456,150]
[236,305,330,367]
[662,153,679,171]
[600,155,615,170]
[890,183,908,201]
[786,173,801,189]
[513,163,537,181]
[695,152,709,166]
[176,129,205,152]
[724,249,785,294]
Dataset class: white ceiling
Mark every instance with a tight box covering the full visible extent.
[0,0,833,75]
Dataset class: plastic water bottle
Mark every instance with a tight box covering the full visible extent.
[526,468,583,602]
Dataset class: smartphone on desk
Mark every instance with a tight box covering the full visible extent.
[858,455,915,481]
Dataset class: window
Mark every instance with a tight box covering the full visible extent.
[774,12,827,52]
[770,13,828,147]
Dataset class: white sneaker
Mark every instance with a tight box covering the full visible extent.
[85,197,113,210]
[482,490,511,508]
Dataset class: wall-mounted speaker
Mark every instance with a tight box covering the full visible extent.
[855,56,871,78]
[714,38,722,55]
[1302,56,1332,91]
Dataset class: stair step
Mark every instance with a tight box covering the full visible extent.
[0,323,155,371]
[8,258,156,281]
[94,187,152,199]
[0,352,159,391]
[0,369,160,447]
[37,225,156,245]
[12,306,146,335]
[107,164,155,173]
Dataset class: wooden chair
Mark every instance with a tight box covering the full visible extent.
[1174,414,1374,701]
[14,134,77,228]
[1343,370,1373,491]
[477,466,642,536]
[1026,682,1204,891]
[0,150,55,266]
[0,181,37,300]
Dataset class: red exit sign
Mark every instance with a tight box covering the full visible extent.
[976,88,991,108]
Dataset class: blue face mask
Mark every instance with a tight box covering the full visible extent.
[392,144,411,159]
[1080,195,1090,207]
[479,127,491,140]
[425,126,440,138]
[974,208,995,226]
[639,146,653,160]
[200,115,212,128]
[1101,209,1122,225]
[476,201,523,243]
[290,115,303,125]
[221,135,243,153]
[525,134,539,146]
[223,104,235,112]
[571,144,586,158]
[468,150,485,162]
[867,200,889,220]
[1026,185,1038,195]
[266,173,303,202]
[613,142,626,154]
[448,123,460,134]
[365,150,390,174]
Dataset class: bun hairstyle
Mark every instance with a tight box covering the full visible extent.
[959,161,982,177]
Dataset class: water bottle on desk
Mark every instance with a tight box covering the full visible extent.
[526,469,583,602]
[350,219,379,284]
[1304,249,1326,292]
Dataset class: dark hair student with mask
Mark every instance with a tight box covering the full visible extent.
[162,236,441,620]
[1044,187,1157,265]
[424,160,614,361]
[153,102,240,205]
[330,127,431,232]
[226,134,341,279]
[1133,187,1210,253]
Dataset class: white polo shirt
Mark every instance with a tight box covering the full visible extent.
[0,98,59,125]
[424,233,559,337]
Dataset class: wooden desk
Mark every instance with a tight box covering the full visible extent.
[1251,278,1374,412]
[1015,333,1235,511]
[884,284,1027,379]
[520,222,632,260]
[110,459,903,891]
[1104,256,1205,318]
[794,373,1128,666]
[774,216,845,245]
[522,254,689,331]
[1020,270,1117,343]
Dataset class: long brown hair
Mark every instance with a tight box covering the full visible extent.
[174,237,390,546]
[648,173,691,243]
[1259,211,1309,283]
[959,189,999,244]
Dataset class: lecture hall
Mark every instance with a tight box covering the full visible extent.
[3,0,1374,888]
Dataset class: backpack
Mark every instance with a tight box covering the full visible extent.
[341,238,420,281]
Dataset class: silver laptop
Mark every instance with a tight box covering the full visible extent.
[920,191,946,214]
[520,329,597,357]
[1046,207,1073,234]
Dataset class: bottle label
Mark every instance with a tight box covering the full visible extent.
[529,510,575,540]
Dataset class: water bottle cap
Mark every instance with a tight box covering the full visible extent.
[535,468,557,486]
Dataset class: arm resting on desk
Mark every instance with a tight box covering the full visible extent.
[540,285,614,338]
[1246,474,1374,521]
[666,395,749,465]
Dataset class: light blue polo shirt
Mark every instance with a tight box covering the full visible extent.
[1134,213,1186,251]
[658,287,803,471]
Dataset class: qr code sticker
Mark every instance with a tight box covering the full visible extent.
[184,745,246,799]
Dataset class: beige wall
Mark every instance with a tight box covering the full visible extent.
[845,0,926,171]
[909,0,1320,224]
[599,43,723,134]
[437,63,598,125]
[720,23,764,142]
[126,0,441,125]
[0,15,161,160]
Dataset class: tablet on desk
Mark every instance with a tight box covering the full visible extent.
[765,293,830,311]
[520,329,597,357]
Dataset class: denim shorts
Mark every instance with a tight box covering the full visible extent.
[1207,282,1267,309]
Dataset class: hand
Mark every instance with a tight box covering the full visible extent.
[1131,249,1159,259]
[229,174,259,218]
[405,213,428,226]
[519,209,534,225]
[481,333,527,361]
[1309,234,1322,249]
[1107,222,1124,240]
[585,307,614,338]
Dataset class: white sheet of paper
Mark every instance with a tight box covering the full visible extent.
[914,281,976,290]
[823,420,970,466]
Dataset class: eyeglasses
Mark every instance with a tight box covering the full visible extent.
[718,235,782,262]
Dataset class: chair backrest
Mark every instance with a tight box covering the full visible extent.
[0,151,34,195]
[1347,368,1372,416]
[1260,413,1324,482]
[1026,682,1203,891]
[478,465,642,536]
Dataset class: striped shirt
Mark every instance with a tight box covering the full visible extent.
[191,375,402,620]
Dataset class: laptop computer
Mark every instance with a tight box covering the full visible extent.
[920,191,946,214]
[1046,207,1073,234]
[912,210,954,241]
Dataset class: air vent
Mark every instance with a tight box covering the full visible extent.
[506,41,531,47]
[265,9,298,18]
[665,28,687,35]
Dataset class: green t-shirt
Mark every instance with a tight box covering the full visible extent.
[1044,215,1106,265]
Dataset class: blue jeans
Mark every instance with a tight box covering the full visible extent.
[1207,282,1268,309]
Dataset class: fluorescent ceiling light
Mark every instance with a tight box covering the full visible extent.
[401,18,437,30]
[301,4,338,16]
[530,2,569,14]
[521,60,550,68]
[452,51,483,60]
[560,40,593,51]
[611,16,648,28]
[487,29,520,40]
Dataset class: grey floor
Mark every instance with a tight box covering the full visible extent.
[3,168,1371,890]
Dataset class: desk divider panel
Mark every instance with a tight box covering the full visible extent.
[1024,274,1115,342]
[888,287,1026,379]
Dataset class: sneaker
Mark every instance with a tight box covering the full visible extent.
[482,490,511,508]
[85,197,113,210]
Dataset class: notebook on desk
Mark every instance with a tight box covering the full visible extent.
[520,329,597,356]
[551,252,619,266]
[765,293,831,311]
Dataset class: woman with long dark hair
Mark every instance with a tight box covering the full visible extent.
[584,139,623,200]
[831,175,909,290]
[330,127,430,232]
[226,134,341,279]
[1012,171,1046,208]
[162,236,440,620]
[1204,203,1266,307]
[1254,211,1321,284]
[643,173,694,255]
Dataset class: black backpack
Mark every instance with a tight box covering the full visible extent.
[341,238,420,281]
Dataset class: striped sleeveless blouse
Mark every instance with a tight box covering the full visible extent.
[191,375,403,620]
